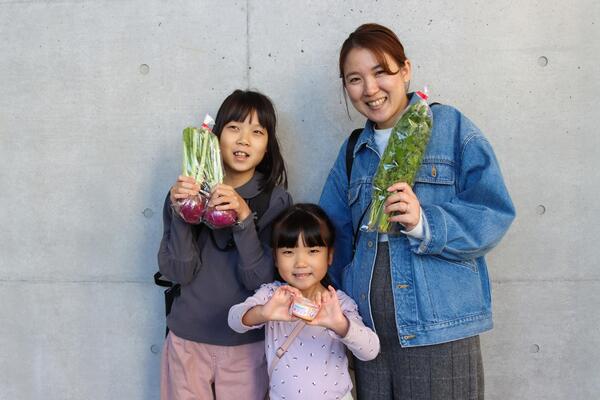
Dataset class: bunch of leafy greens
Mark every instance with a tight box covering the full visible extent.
[177,121,238,228]
[367,97,432,232]
[173,115,233,228]
[182,125,222,193]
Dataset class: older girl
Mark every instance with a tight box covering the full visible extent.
[159,90,292,399]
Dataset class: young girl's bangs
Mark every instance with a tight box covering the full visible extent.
[225,103,261,127]
[213,90,276,137]
[272,205,335,249]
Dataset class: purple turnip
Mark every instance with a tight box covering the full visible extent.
[176,194,208,224]
[203,206,237,229]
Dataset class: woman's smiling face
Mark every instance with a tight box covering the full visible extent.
[343,47,412,129]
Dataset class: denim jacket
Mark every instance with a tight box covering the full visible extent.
[319,96,515,347]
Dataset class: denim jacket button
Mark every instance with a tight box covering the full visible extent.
[431,165,437,177]
[360,293,366,301]
[396,284,409,289]
[367,240,374,248]
[403,335,416,340]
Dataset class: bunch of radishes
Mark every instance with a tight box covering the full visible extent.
[172,115,237,228]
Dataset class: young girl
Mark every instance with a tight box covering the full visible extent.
[158,89,292,400]
[228,203,380,400]
[320,24,515,399]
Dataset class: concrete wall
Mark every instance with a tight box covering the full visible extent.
[1,0,598,398]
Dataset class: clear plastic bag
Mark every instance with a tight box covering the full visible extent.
[202,206,238,229]
[365,89,433,233]
[172,114,238,228]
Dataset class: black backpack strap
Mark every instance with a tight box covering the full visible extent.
[154,271,180,336]
[345,128,363,183]
[154,271,172,288]
[247,186,273,226]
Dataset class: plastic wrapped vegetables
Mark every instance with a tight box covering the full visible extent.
[172,115,237,228]
[366,90,433,232]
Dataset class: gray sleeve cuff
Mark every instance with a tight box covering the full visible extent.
[232,213,256,232]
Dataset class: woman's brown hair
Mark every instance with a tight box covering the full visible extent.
[339,23,408,83]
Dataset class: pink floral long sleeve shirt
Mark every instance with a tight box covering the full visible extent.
[228,282,380,400]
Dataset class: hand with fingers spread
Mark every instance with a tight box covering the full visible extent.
[307,286,349,337]
[384,182,421,231]
[208,183,253,221]
[262,285,303,321]
[242,285,302,326]
[170,175,202,204]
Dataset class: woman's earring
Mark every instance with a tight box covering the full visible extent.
[404,80,410,91]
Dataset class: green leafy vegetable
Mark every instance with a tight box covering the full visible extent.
[367,96,432,232]
[182,125,222,192]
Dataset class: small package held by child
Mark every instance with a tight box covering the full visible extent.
[171,114,238,228]
[290,297,319,321]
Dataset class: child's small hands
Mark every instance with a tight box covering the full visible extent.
[208,183,252,221]
[385,182,421,231]
[261,285,302,322]
[170,175,201,204]
[307,286,349,337]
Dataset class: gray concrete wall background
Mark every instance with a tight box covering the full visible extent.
[1,0,598,399]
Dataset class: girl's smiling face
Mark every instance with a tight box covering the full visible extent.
[219,110,268,187]
[275,235,334,298]
[343,47,411,129]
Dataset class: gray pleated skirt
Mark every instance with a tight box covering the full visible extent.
[354,242,484,400]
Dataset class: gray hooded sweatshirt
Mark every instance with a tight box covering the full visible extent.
[158,173,292,345]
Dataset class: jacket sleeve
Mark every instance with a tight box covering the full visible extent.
[232,188,293,291]
[411,134,516,260]
[319,141,354,288]
[157,194,203,285]
[328,291,380,361]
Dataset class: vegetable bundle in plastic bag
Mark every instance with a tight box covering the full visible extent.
[366,89,433,233]
[172,114,238,228]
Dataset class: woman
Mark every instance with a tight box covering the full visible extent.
[319,23,515,399]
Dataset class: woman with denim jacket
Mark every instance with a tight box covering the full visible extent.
[319,23,515,399]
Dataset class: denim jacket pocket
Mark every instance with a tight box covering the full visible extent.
[431,255,478,273]
[413,161,456,204]
[414,161,455,185]
[414,254,484,322]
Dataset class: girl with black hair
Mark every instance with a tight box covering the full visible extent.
[158,89,292,399]
[229,203,379,400]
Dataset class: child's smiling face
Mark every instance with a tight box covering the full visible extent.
[275,235,333,297]
[219,110,268,186]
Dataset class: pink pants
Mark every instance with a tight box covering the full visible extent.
[161,331,268,400]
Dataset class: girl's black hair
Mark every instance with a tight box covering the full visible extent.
[212,89,288,192]
[271,203,337,288]
[271,203,336,250]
